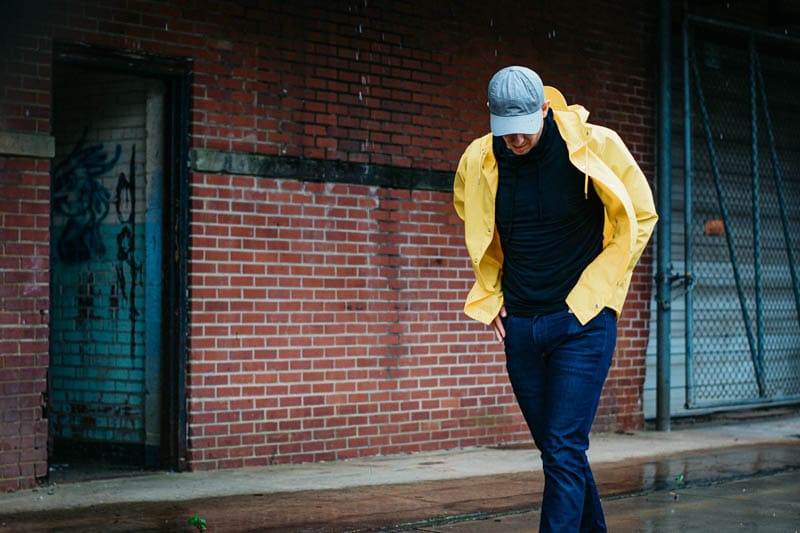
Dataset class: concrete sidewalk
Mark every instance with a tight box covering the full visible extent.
[2,410,799,511]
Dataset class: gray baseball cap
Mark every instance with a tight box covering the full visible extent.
[488,66,545,136]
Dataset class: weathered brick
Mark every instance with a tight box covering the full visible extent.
[0,0,671,483]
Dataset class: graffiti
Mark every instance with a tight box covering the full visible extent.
[114,145,143,356]
[52,131,121,263]
[53,130,143,355]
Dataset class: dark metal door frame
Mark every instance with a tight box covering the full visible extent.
[52,43,191,470]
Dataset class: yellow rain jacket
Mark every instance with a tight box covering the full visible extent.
[453,86,658,326]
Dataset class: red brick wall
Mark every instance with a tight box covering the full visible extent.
[0,157,51,492]
[0,9,52,491]
[602,249,656,432]
[1,0,660,484]
[186,176,526,467]
[0,16,51,136]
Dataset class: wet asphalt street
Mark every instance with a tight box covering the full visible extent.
[408,468,800,532]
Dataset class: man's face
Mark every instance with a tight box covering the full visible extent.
[499,101,550,156]
[502,132,540,156]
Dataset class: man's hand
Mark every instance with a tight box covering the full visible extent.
[492,306,507,343]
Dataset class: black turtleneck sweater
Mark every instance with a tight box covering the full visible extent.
[493,110,604,316]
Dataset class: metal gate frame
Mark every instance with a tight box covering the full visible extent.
[681,15,800,410]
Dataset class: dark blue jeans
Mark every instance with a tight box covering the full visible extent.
[503,308,616,533]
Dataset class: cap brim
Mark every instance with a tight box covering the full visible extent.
[490,109,543,137]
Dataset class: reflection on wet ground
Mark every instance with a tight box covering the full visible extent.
[1,443,798,532]
[422,469,800,532]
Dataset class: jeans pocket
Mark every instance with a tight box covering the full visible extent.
[586,308,617,358]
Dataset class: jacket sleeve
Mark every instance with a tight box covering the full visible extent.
[600,128,658,268]
[452,137,505,325]
[453,150,467,222]
[565,122,658,326]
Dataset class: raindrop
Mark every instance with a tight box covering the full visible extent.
[494,50,498,57]
[361,75,367,85]
[358,91,363,102]
[355,50,360,61]
[490,18,494,27]
[358,24,363,33]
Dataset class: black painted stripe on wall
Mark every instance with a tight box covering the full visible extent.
[190,148,453,193]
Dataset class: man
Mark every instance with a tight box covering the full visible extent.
[453,66,657,532]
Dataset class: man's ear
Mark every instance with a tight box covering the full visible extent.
[542,100,551,114]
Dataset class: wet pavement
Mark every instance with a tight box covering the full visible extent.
[1,411,799,532]
[421,468,800,532]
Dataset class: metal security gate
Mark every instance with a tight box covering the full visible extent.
[681,17,800,409]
